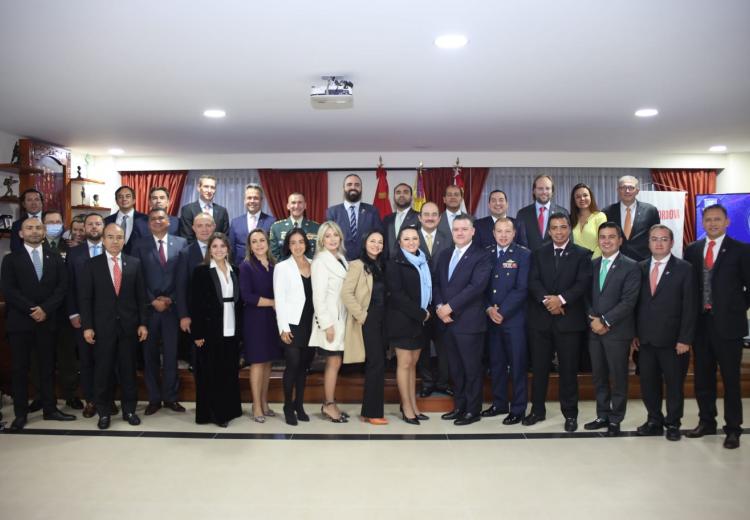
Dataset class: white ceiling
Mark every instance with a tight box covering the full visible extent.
[0,0,748,157]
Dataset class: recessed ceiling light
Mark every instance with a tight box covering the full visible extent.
[634,108,659,118]
[709,145,727,152]
[108,148,124,155]
[203,109,226,118]
[434,34,468,49]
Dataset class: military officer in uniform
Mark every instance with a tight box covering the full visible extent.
[269,192,319,260]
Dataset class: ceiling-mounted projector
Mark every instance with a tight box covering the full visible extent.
[311,76,354,109]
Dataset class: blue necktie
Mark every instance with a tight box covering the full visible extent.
[90,244,101,257]
[349,205,358,239]
[448,248,460,280]
[31,248,42,280]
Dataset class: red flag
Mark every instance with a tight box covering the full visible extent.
[373,165,392,219]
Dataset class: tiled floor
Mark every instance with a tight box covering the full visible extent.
[1,398,748,519]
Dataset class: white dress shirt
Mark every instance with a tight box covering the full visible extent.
[106,252,122,286]
[246,211,261,232]
[153,234,169,259]
[703,234,725,259]
[211,259,235,337]
[117,209,135,243]
[649,254,671,286]
[619,201,638,227]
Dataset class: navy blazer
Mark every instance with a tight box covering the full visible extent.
[587,253,641,340]
[326,203,383,261]
[515,203,569,251]
[382,209,420,258]
[474,215,526,250]
[485,242,531,328]
[175,241,206,319]
[178,200,230,241]
[131,234,188,304]
[228,212,274,263]
[104,211,150,254]
[432,241,492,334]
[603,201,660,262]
[417,227,452,272]
[65,242,98,317]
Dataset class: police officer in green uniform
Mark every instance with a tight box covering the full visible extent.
[269,192,319,259]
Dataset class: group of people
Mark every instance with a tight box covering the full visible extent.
[2,173,748,449]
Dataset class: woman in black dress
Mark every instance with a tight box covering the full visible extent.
[190,232,242,427]
[272,228,315,425]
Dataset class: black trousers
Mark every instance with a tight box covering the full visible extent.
[30,323,79,400]
[282,346,313,407]
[74,328,96,402]
[443,329,484,415]
[589,334,631,424]
[693,314,744,433]
[487,324,528,415]
[638,344,689,427]
[528,327,581,418]
[361,306,385,418]
[94,330,138,417]
[9,329,56,417]
[417,318,451,390]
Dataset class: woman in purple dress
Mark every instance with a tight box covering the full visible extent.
[239,229,282,422]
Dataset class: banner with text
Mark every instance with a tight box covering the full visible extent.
[637,190,687,258]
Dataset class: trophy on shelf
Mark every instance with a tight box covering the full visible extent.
[80,184,86,206]
[3,176,18,197]
[75,165,83,179]
[92,194,100,207]
[0,214,12,230]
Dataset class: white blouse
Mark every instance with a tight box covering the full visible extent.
[210,259,235,337]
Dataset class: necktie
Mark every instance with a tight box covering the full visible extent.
[448,248,460,280]
[31,248,42,280]
[91,244,101,257]
[158,239,167,267]
[201,245,207,257]
[349,205,358,239]
[204,204,212,213]
[49,240,57,251]
[112,256,122,296]
[396,212,405,233]
[599,258,611,290]
[293,220,300,229]
[650,261,661,295]
[497,248,503,259]
[623,207,633,240]
[121,215,128,240]
[554,247,563,269]
[537,206,546,235]
[425,233,433,254]
[705,240,716,269]
[249,214,257,231]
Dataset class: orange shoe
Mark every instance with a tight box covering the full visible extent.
[363,417,389,425]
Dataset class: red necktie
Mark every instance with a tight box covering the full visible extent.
[705,240,716,270]
[650,261,661,295]
[158,240,167,267]
[112,256,122,296]
[537,206,546,235]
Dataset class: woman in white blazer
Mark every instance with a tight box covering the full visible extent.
[310,221,349,423]
[273,228,314,426]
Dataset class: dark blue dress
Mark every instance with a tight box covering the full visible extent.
[239,259,282,364]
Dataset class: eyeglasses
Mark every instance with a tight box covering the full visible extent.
[649,237,671,243]
[618,185,637,192]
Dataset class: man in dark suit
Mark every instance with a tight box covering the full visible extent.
[383,183,420,258]
[603,175,660,262]
[178,174,230,241]
[415,201,452,397]
[483,218,531,424]
[41,210,68,257]
[436,184,465,239]
[148,186,180,235]
[228,183,274,262]
[9,188,44,252]
[269,192,319,260]
[1,217,76,430]
[132,208,188,416]
[474,190,526,249]
[66,213,107,418]
[632,224,695,441]
[524,212,592,431]
[79,223,149,429]
[584,222,641,437]
[515,174,569,251]
[433,214,492,425]
[103,185,149,254]
[177,213,216,336]
[684,204,750,449]
[326,173,383,261]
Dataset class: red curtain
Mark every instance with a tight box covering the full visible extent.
[119,170,188,216]
[651,169,718,245]
[423,167,489,214]
[258,170,328,223]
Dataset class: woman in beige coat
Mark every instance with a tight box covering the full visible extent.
[341,231,388,425]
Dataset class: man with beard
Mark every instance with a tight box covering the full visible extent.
[516,175,568,251]
[326,174,383,261]
[437,185,465,238]
[383,183,420,258]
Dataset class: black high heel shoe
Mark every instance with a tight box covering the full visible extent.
[295,405,310,422]
[284,404,298,426]
[416,413,429,421]
[401,412,420,425]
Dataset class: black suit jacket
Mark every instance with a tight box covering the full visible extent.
[175,241,206,319]
[587,253,641,340]
[684,235,750,339]
[78,253,148,336]
[474,216,525,249]
[386,249,431,340]
[527,241,592,332]
[190,264,242,345]
[65,242,98,317]
[382,209,420,258]
[104,211,149,254]
[417,227,452,272]
[635,256,696,348]
[603,201,660,261]
[1,245,67,333]
[515,203,569,251]
[178,201,230,242]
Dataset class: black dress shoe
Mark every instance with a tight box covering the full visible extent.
[564,417,578,432]
[97,416,111,430]
[437,387,455,397]
[665,426,681,441]
[401,413,420,425]
[481,405,508,418]
[164,401,186,412]
[584,417,609,430]
[606,423,621,437]
[503,413,522,425]
[10,416,27,431]
[66,397,84,410]
[43,409,77,421]
[82,402,97,418]
[723,432,740,449]
[419,386,435,398]
[636,421,663,436]
[123,412,141,426]
[216,422,228,428]
[110,402,120,415]
[686,422,717,438]
[144,402,162,416]
[522,413,545,426]
[416,413,429,421]
[28,399,43,413]
[454,412,481,426]
[295,407,310,422]
[441,409,462,420]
